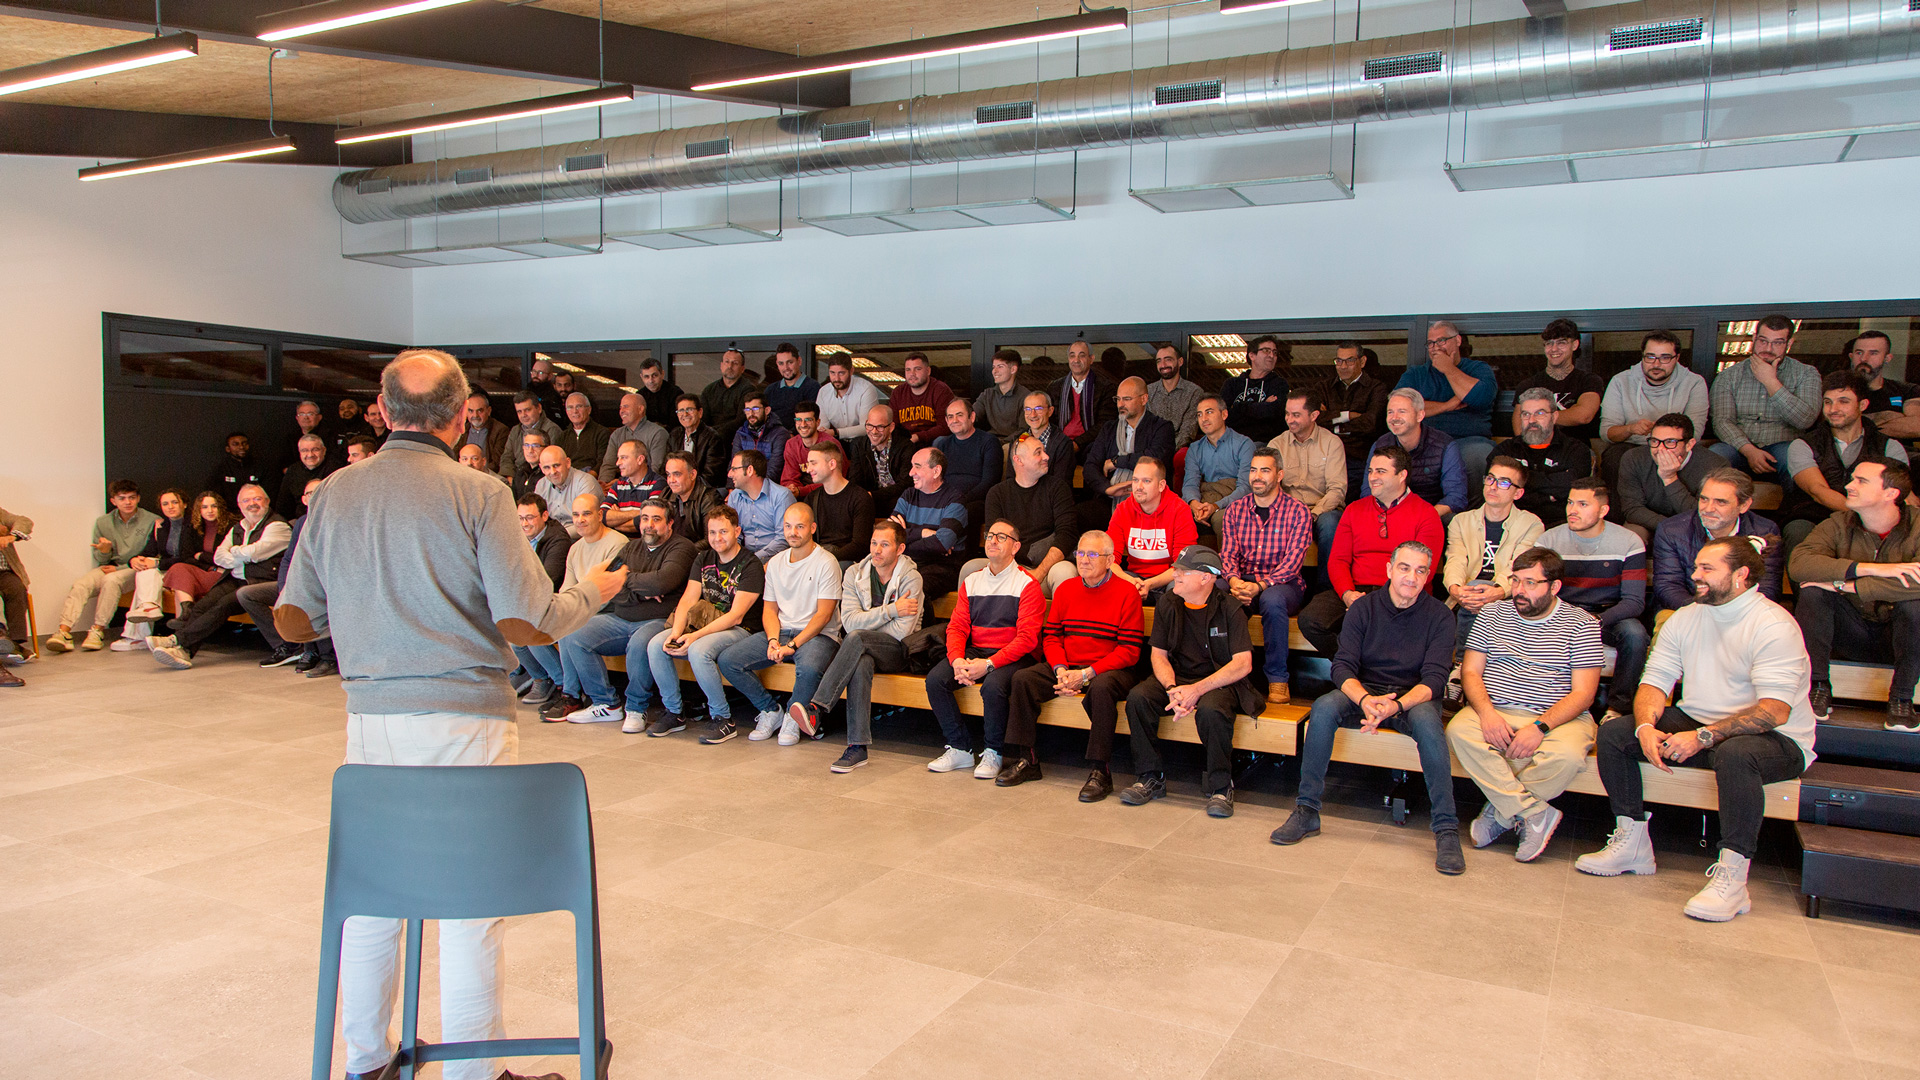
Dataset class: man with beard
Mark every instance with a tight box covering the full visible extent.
[1219,448,1313,705]
[149,484,289,669]
[1324,341,1389,499]
[763,343,819,430]
[1780,370,1908,552]
[1538,479,1648,722]
[845,404,915,516]
[1088,377,1176,511]
[1599,332,1709,488]
[1848,330,1920,439]
[817,354,882,441]
[1221,336,1291,445]
[1495,388,1592,528]
[1146,343,1204,448]
[1446,546,1604,863]
[700,347,759,444]
[205,431,267,510]
[1616,414,1719,540]
[890,351,955,447]
[1708,315,1821,480]
[1649,469,1782,615]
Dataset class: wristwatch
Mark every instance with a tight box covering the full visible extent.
[1532,720,1551,736]
[1695,727,1718,747]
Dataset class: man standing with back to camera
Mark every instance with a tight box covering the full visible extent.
[276,349,627,1080]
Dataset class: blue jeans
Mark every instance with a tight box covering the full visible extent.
[1311,509,1341,590]
[714,630,838,716]
[645,625,749,718]
[1707,439,1795,485]
[1297,690,1457,832]
[1601,617,1651,714]
[557,614,667,709]
[511,643,563,685]
[926,650,1035,753]
[1255,581,1306,683]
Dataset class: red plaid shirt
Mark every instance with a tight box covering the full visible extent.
[1219,491,1313,588]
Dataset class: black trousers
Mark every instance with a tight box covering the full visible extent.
[1594,706,1805,858]
[175,577,247,655]
[1794,588,1920,702]
[0,567,25,646]
[1004,665,1140,766]
[1297,587,1376,657]
[1125,681,1237,795]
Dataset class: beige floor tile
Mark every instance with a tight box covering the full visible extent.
[1551,921,1852,1052]
[986,780,1207,847]
[1537,999,1867,1080]
[40,795,315,875]
[1086,849,1340,946]
[1340,822,1572,917]
[0,774,211,841]
[898,822,1147,901]
[842,758,1053,818]
[194,705,346,745]
[1808,913,1920,977]
[571,752,707,807]
[988,903,1289,1035]
[633,932,978,1080]
[717,736,919,793]
[0,1001,189,1079]
[0,839,138,912]
[1153,801,1380,881]
[506,894,773,1019]
[787,868,1074,976]
[597,727,759,772]
[1825,964,1920,1067]
[864,980,1226,1080]
[1294,881,1561,995]
[1561,848,1819,961]
[1202,1039,1397,1080]
[602,1020,818,1080]
[0,877,266,996]
[0,745,113,798]
[130,742,341,821]
[613,835,889,928]
[742,794,985,868]
[1234,948,1547,1080]
[600,770,825,837]
[145,826,330,916]
[586,811,733,889]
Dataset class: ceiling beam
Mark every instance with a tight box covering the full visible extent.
[0,1,850,110]
[0,101,407,166]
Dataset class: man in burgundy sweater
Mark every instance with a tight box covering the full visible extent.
[999,529,1147,799]
[889,351,956,446]
[1297,444,1444,657]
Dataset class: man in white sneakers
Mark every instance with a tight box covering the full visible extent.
[1576,535,1814,921]
[46,480,157,654]
[709,503,843,745]
[925,520,1045,778]
[1447,547,1604,862]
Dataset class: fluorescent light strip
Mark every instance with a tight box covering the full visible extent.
[1220,0,1324,13]
[257,0,474,42]
[0,32,199,97]
[691,10,1128,92]
[335,84,636,144]
[78,135,296,181]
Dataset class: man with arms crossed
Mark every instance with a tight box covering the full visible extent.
[924,521,1046,779]
[45,480,157,654]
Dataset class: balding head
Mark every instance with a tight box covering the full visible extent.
[381,349,469,436]
[1117,376,1148,420]
[539,444,572,485]
[565,392,593,427]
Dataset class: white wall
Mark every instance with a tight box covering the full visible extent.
[0,153,412,613]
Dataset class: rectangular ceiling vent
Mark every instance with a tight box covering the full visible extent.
[975,101,1037,124]
[1609,17,1705,51]
[683,137,732,159]
[1153,79,1223,106]
[354,177,391,195]
[820,119,874,143]
[453,166,493,185]
[1364,51,1445,80]
[562,152,606,172]
[1912,0,1919,12]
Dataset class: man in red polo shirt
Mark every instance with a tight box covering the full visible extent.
[1297,444,1444,656]
[1102,456,1197,601]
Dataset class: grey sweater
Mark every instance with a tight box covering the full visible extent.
[276,433,602,720]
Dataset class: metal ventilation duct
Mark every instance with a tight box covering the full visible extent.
[333,0,1920,223]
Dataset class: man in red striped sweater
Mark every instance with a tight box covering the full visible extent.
[999,529,1147,799]
[925,520,1047,780]
[1297,444,1445,657]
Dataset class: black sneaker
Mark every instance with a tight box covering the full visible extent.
[541,694,582,722]
[994,756,1043,788]
[788,701,823,739]
[1434,828,1466,875]
[260,644,302,668]
[1206,789,1234,819]
[830,745,869,773]
[698,718,738,744]
[293,650,321,674]
[303,659,338,679]
[1810,680,1832,721]
[1117,773,1166,805]
[645,712,686,737]
[1078,769,1113,803]
[1270,807,1320,845]
[1886,699,1918,732]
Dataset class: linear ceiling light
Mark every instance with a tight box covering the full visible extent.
[690,9,1129,92]
[334,83,636,144]
[0,32,199,97]
[257,0,475,42]
[78,135,296,181]
[1219,0,1325,14]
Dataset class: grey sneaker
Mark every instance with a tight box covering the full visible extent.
[1206,789,1235,819]
[519,679,555,705]
[151,641,192,669]
[1469,802,1513,849]
[699,718,738,744]
[830,745,869,773]
[1434,828,1466,875]
[1117,773,1166,806]
[645,712,686,737]
[1886,700,1917,732]
[1513,803,1563,863]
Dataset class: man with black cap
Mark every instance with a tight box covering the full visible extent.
[1118,545,1262,819]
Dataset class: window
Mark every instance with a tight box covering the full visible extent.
[281,343,391,397]
[1715,317,1910,376]
[117,331,267,387]
[1250,331,1411,396]
[815,340,974,401]
[457,356,525,397]
[991,340,1151,399]
[541,349,652,419]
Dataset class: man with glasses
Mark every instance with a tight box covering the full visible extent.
[1147,343,1204,448]
[1371,387,1467,519]
[846,403,915,515]
[599,391,671,486]
[817,354,882,441]
[1849,331,1920,440]
[1268,388,1347,567]
[700,346,760,445]
[1052,341,1118,464]
[1297,445,1444,658]
[1020,391,1076,488]
[763,342,818,430]
[1398,320,1498,486]
[1650,469,1781,618]
[891,351,955,447]
[974,348,1028,440]
[1495,388,1592,528]
[1220,447,1313,705]
[1599,331,1709,488]
[510,432,550,500]
[1708,314,1821,481]
[1443,456,1544,648]
[731,392,791,481]
[925,520,1046,779]
[1324,341,1389,499]
[1617,414,1719,541]
[779,402,840,500]
[1779,370,1908,553]
[1222,335,1290,444]
[1000,530,1146,797]
[1538,479,1648,722]
[1182,394,1254,533]
[725,449,793,560]
[637,357,682,427]
[672,394,729,490]
[1516,319,1603,441]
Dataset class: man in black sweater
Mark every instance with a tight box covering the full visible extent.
[1495,387,1593,528]
[806,444,876,565]
[983,433,1077,586]
[1271,539,1465,875]
[844,404,916,517]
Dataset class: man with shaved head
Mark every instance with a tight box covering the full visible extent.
[710,501,845,745]
[1084,375,1175,510]
[555,390,611,471]
[700,346,759,444]
[535,444,603,538]
[599,391,670,485]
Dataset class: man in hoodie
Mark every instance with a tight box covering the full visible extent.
[1599,331,1710,488]
[206,432,267,510]
[787,519,926,772]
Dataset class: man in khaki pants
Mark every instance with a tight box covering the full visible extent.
[1447,546,1605,863]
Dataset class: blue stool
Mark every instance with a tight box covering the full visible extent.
[309,763,609,1080]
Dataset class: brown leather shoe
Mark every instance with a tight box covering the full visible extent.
[1266,682,1291,706]
[0,666,22,688]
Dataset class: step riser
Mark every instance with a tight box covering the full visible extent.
[1800,850,1920,916]
[1800,784,1920,837]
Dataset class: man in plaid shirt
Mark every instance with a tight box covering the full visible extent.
[1220,446,1314,705]
[1708,314,1820,482]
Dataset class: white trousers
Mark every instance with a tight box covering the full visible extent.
[340,711,519,1080]
[124,567,166,639]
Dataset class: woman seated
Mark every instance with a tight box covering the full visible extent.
[117,489,192,648]
[159,491,237,613]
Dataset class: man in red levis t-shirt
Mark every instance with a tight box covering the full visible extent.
[1105,456,1197,601]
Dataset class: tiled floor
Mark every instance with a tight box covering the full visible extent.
[4,641,1919,1080]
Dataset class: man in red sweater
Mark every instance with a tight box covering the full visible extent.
[778,401,839,498]
[999,529,1147,798]
[1297,444,1444,656]
[1097,456,1198,601]
[889,351,956,447]
[925,520,1047,780]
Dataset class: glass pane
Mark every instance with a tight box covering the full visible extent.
[543,348,653,421]
[281,343,390,397]
[460,356,524,397]
[813,340,975,401]
[118,331,266,386]
[1239,331,1410,397]
[990,340,1153,399]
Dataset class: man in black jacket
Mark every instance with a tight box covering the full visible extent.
[516,492,575,589]
[549,499,695,724]
[1495,387,1593,528]
[663,450,724,550]
[637,357,682,427]
[277,434,336,520]
[845,404,915,516]
[983,433,1078,585]
[1082,377,1176,511]
[206,432,266,510]
[1050,340,1118,464]
[671,394,730,490]
[1221,336,1291,444]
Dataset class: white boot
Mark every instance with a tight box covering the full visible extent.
[1575,813,1657,876]
[1683,849,1752,922]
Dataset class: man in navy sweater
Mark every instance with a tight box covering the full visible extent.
[1272,539,1464,874]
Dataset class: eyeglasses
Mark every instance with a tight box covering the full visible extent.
[1642,353,1679,362]
[1427,333,1460,346]
[1073,549,1112,559]
[985,531,1018,543]
[1648,437,1688,450]
[1483,476,1518,490]
[1022,405,1048,413]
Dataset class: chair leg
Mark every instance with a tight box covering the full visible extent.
[577,903,610,1080]
[311,918,344,1080]
[399,918,424,1080]
[23,594,38,658]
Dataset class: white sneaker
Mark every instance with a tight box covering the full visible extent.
[747,709,783,741]
[109,636,147,652]
[566,702,625,724]
[1514,803,1563,863]
[973,748,1002,780]
[776,716,800,746]
[927,746,975,773]
[1469,803,1513,849]
[1575,814,1657,877]
[1683,850,1753,921]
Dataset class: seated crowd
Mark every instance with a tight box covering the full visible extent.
[13,320,1916,925]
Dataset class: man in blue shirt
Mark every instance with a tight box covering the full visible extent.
[1398,320,1499,489]
[725,449,793,559]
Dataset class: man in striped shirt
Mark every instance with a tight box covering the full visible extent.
[1537,478,1648,722]
[1219,447,1313,705]
[924,520,1046,780]
[1447,547,1604,863]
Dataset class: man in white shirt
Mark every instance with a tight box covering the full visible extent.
[534,446,603,537]
[816,355,882,441]
[709,503,843,746]
[150,484,291,669]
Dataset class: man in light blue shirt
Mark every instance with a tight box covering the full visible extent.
[725,448,793,559]
[1399,320,1500,489]
[1183,395,1255,535]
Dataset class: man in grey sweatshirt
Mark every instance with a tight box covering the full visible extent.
[276,349,624,1080]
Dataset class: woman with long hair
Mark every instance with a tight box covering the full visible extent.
[159,491,237,615]
[115,488,192,649]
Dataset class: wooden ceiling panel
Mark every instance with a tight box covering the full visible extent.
[527,0,1110,56]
